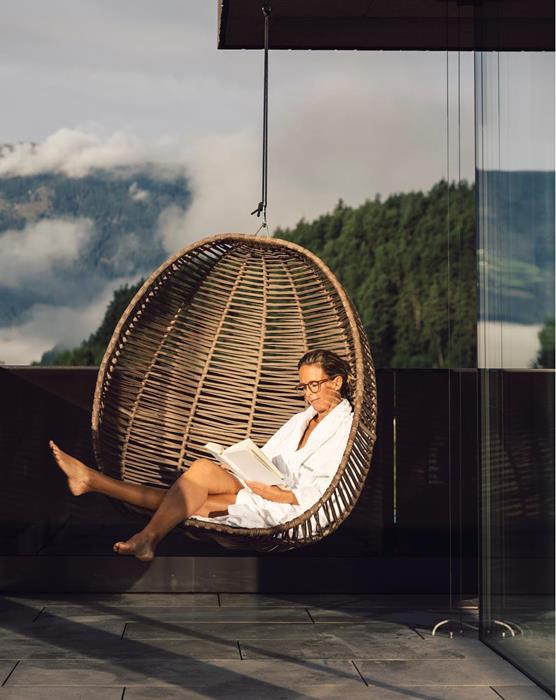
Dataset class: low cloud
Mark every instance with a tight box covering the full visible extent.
[0,127,185,178]
[128,182,150,202]
[155,129,261,252]
[164,53,475,248]
[155,205,190,254]
[97,231,143,276]
[0,217,93,288]
[0,274,141,365]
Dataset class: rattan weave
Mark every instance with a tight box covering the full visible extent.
[92,234,377,552]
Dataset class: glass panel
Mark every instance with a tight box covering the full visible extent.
[476,50,555,694]
[477,51,555,370]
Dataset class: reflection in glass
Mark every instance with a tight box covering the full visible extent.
[477,52,555,370]
[477,50,555,695]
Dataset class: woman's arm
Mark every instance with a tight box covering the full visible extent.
[244,481,299,505]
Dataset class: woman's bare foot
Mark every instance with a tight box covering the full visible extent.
[113,530,157,562]
[49,440,93,496]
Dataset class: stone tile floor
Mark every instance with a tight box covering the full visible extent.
[0,593,551,699]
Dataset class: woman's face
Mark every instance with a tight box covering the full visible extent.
[298,363,343,415]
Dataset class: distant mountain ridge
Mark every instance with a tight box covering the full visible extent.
[0,168,191,330]
[477,169,555,325]
[3,170,553,369]
[38,178,478,368]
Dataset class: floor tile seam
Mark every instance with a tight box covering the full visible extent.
[231,635,474,642]
[353,682,538,688]
[2,656,357,661]
[0,655,520,661]
[0,644,243,664]
[228,634,424,639]
[0,684,129,687]
[0,661,19,687]
[0,641,497,647]
[220,658,540,682]
[6,654,533,666]
[234,654,527,662]
[0,684,537,689]
[11,636,469,643]
[40,610,315,614]
[40,600,219,610]
[7,658,531,673]
[123,621,316,625]
[0,684,535,691]
[350,660,368,686]
[2,684,349,689]
[40,616,314,619]
[2,684,134,688]
[31,607,45,623]
[0,636,441,641]
[0,652,486,663]
[42,604,229,608]
[26,609,469,613]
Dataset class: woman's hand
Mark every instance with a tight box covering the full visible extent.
[245,481,299,505]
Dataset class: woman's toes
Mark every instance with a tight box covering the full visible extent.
[113,534,155,562]
[49,442,92,496]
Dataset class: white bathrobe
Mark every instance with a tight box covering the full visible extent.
[190,398,354,529]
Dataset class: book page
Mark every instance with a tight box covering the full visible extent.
[224,438,283,478]
[204,442,224,459]
[226,450,285,486]
[204,438,287,488]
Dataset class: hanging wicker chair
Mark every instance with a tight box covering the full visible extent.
[92,233,377,552]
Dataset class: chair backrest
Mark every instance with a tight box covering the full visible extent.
[92,234,377,551]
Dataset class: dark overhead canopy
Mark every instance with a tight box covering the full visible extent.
[217,0,554,52]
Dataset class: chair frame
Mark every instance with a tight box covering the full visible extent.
[92,233,377,552]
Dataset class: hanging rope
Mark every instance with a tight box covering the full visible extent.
[251,1,271,236]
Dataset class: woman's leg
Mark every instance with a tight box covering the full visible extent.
[193,493,238,518]
[50,440,236,517]
[50,440,242,561]
[49,441,167,511]
[113,458,243,561]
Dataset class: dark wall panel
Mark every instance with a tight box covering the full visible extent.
[0,367,478,594]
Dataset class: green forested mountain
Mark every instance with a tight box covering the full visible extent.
[0,169,189,235]
[39,179,477,368]
[277,179,477,368]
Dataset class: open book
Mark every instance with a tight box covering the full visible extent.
[204,438,288,489]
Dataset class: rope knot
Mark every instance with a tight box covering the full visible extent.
[251,201,264,217]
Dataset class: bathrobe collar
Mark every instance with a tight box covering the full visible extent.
[288,398,353,468]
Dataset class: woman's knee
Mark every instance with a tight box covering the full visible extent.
[188,458,214,472]
[181,458,215,484]
[181,458,241,494]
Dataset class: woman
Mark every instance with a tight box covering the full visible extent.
[49,349,354,561]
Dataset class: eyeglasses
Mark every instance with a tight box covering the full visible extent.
[295,376,337,394]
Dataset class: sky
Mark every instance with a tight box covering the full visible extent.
[0,1,477,235]
[0,1,480,364]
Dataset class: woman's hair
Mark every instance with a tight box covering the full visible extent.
[297,348,354,404]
